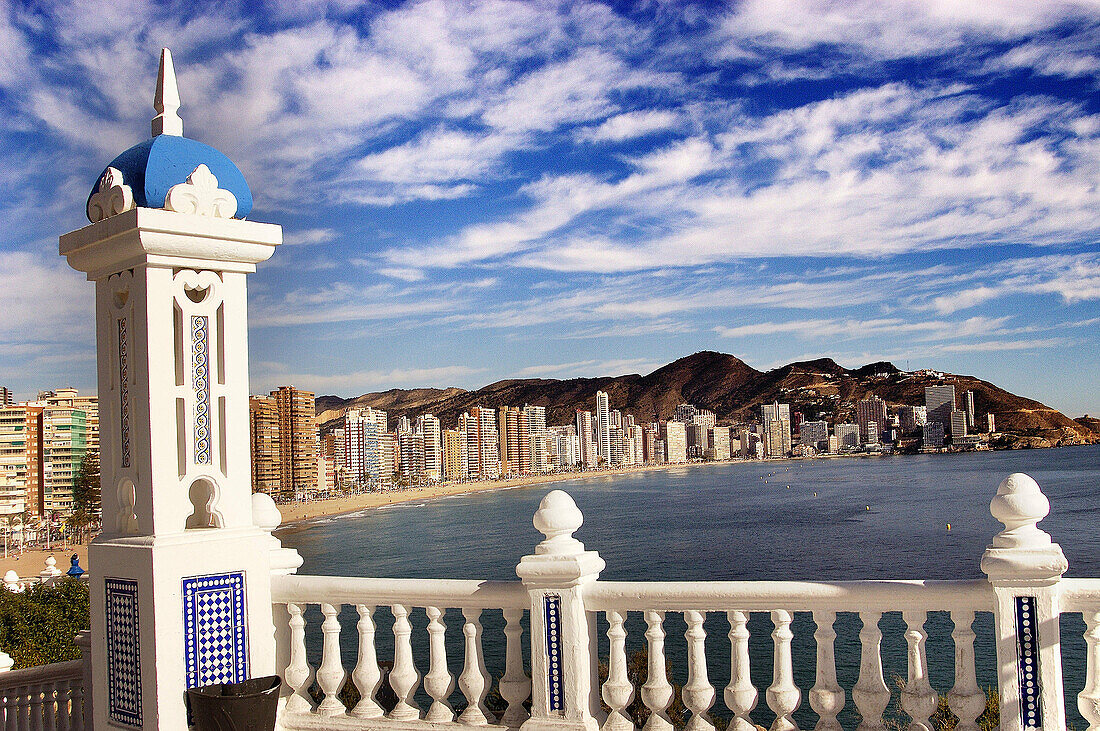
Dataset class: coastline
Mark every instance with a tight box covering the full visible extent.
[276,459,741,529]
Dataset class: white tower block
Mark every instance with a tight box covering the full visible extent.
[59,49,281,731]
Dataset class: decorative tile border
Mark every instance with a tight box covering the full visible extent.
[544,594,563,712]
[183,572,248,688]
[191,315,211,465]
[106,577,142,728]
[118,317,130,469]
[1015,596,1042,731]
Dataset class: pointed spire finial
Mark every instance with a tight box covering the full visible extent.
[152,48,183,137]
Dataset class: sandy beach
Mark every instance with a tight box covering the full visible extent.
[276,460,736,528]
[0,544,88,579]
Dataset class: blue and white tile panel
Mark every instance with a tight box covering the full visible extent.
[191,315,211,465]
[106,577,142,728]
[183,572,248,689]
[1015,596,1042,731]
[117,317,131,469]
[544,594,563,712]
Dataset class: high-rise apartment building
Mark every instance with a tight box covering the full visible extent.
[898,406,927,435]
[659,421,687,464]
[951,410,968,441]
[764,418,792,457]
[595,391,611,464]
[0,387,12,406]
[498,406,519,476]
[442,428,465,480]
[693,409,716,429]
[708,426,731,460]
[965,390,977,430]
[924,421,945,449]
[674,404,696,423]
[800,420,829,448]
[835,423,860,449]
[467,406,499,479]
[856,395,888,443]
[576,410,595,468]
[417,414,442,481]
[987,413,996,434]
[925,385,956,433]
[524,405,548,473]
[272,386,318,500]
[761,401,791,425]
[342,407,388,484]
[248,396,281,494]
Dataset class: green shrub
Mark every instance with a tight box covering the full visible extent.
[0,578,90,668]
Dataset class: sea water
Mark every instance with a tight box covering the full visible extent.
[280,444,1100,728]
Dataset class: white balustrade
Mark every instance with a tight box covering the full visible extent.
[262,474,1100,731]
[0,660,84,731]
[725,610,757,731]
[351,604,384,719]
[498,608,531,728]
[947,610,985,731]
[852,611,890,731]
[766,610,800,731]
[900,611,935,731]
[317,603,346,716]
[601,611,634,731]
[809,610,843,731]
[640,610,673,731]
[423,607,455,723]
[389,604,421,721]
[682,610,715,731]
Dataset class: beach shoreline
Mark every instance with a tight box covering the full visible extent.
[275,459,743,530]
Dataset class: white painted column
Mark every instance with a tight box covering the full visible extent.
[60,203,281,731]
[980,473,1069,731]
[517,490,605,731]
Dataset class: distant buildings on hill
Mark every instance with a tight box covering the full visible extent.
[0,388,98,521]
[236,379,1003,498]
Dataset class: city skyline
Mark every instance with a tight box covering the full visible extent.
[2,2,1099,414]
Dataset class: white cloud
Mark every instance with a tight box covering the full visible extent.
[283,228,338,246]
[577,110,681,143]
[252,364,482,395]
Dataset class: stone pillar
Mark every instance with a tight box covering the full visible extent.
[60,203,281,730]
[517,490,605,731]
[981,472,1068,731]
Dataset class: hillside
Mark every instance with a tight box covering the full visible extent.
[315,351,1097,446]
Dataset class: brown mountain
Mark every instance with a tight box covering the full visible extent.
[315,351,1096,445]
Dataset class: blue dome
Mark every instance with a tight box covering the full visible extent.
[88,135,253,220]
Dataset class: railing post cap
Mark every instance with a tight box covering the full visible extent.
[3,570,18,584]
[252,491,283,532]
[0,650,11,672]
[533,490,585,556]
[982,472,1067,582]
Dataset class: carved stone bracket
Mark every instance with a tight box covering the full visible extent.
[165,164,238,218]
[88,167,136,223]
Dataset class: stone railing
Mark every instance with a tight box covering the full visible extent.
[267,473,1099,731]
[0,659,87,731]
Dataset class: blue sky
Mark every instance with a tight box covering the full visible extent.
[2,1,1099,416]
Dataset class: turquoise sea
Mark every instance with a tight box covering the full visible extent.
[280,445,1100,729]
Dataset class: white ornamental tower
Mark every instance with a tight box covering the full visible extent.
[59,49,283,731]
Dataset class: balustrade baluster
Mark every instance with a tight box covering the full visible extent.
[317,603,347,715]
[424,607,456,722]
[388,604,422,721]
[641,610,673,731]
[767,610,800,731]
[29,683,44,731]
[726,611,757,731]
[1079,610,1100,731]
[16,687,30,731]
[284,603,315,714]
[852,611,890,731]
[810,611,843,731]
[602,610,635,731]
[900,611,936,731]
[947,610,984,731]
[1,691,9,731]
[69,683,83,731]
[684,610,716,731]
[43,683,56,731]
[500,608,531,728]
[351,604,384,719]
[459,608,494,724]
[56,683,70,731]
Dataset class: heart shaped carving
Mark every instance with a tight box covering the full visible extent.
[185,285,210,304]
